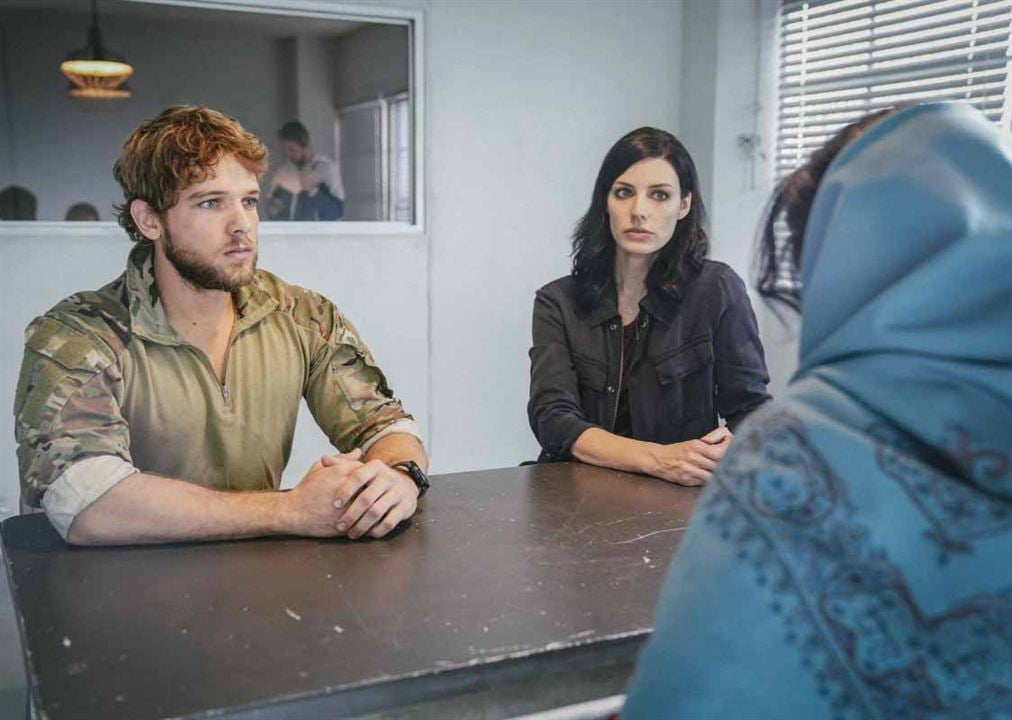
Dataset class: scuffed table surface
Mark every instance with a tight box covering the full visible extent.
[2,463,699,719]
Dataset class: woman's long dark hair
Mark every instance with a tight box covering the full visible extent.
[571,127,708,313]
[755,108,896,313]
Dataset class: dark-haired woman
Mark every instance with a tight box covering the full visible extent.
[527,127,770,485]
[623,103,1012,717]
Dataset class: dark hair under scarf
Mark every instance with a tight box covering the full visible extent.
[755,108,896,313]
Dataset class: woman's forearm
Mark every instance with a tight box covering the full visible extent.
[570,427,659,476]
[571,427,727,486]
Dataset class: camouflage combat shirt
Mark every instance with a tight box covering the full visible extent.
[14,242,418,510]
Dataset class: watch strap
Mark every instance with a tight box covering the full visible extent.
[391,460,430,498]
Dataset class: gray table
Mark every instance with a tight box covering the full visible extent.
[2,463,698,719]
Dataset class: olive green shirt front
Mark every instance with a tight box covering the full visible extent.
[14,243,419,517]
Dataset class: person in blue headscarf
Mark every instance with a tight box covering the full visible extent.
[622,101,1012,719]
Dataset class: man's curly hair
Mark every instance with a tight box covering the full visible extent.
[113,105,268,243]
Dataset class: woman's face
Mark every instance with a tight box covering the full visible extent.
[607,157,691,258]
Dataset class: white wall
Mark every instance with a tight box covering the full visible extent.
[710,0,801,400]
[426,0,683,471]
[678,0,799,400]
[677,0,719,206]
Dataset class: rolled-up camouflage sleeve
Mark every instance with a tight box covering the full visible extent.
[302,305,421,453]
[13,316,132,510]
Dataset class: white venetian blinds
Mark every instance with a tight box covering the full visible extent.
[777,0,1012,177]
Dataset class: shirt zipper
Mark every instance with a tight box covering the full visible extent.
[219,340,236,410]
[218,311,245,410]
[611,323,623,431]
[176,308,242,409]
[186,347,233,410]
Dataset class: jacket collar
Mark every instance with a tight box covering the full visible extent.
[124,242,276,344]
[640,286,680,325]
[584,279,680,327]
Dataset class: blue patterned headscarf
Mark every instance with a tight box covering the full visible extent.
[622,102,1012,719]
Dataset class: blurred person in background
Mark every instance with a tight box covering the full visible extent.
[265,120,344,221]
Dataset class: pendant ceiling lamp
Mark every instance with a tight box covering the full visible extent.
[60,0,133,99]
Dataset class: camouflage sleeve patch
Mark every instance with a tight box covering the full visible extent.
[14,317,131,509]
[302,305,414,452]
[278,281,341,344]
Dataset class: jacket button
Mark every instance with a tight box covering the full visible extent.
[608,322,617,331]
[606,385,615,394]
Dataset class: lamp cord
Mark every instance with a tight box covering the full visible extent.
[0,21,14,176]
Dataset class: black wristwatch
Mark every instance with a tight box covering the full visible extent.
[391,460,430,498]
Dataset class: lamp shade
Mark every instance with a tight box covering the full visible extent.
[60,5,133,99]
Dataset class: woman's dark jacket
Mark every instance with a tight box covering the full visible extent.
[528,261,771,460]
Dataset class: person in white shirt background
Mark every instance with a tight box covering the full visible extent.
[266,120,345,221]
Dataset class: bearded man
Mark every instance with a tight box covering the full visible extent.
[14,106,428,546]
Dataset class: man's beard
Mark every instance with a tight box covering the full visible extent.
[163,228,257,292]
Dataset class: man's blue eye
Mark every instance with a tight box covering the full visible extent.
[199,199,217,209]
[243,197,259,208]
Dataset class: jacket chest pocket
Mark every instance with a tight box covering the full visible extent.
[653,337,715,426]
[573,355,610,419]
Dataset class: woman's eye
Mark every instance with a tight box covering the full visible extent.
[652,191,670,201]
[613,187,633,199]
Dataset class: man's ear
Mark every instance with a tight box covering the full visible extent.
[130,199,163,242]
[678,192,692,221]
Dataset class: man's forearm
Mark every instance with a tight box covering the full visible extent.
[364,433,428,471]
[67,473,292,546]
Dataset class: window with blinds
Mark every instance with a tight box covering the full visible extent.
[777,0,1012,178]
